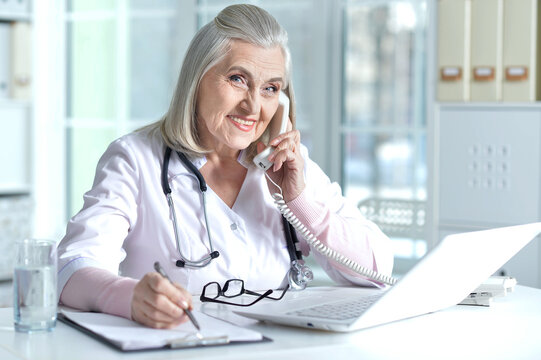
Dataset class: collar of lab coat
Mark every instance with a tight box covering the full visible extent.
[166,149,250,177]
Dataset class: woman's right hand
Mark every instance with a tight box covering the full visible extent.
[131,272,193,329]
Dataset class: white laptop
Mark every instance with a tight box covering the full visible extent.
[234,223,541,332]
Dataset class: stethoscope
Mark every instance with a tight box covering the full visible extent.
[160,147,313,290]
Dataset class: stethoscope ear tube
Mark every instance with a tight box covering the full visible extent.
[176,151,207,192]
[175,251,220,268]
[161,147,173,195]
[164,147,217,268]
[282,217,303,262]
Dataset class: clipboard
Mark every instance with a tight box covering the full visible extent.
[58,309,270,352]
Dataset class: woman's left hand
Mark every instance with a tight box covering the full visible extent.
[257,128,305,202]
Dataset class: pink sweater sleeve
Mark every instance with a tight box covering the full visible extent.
[59,267,138,319]
[286,190,380,281]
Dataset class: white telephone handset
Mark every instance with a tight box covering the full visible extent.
[253,93,397,286]
[253,91,290,171]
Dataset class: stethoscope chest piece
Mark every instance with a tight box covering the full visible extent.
[288,260,314,291]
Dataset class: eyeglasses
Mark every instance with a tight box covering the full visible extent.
[200,279,289,307]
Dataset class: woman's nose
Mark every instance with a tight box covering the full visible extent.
[240,90,260,114]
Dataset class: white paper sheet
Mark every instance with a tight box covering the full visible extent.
[60,309,262,351]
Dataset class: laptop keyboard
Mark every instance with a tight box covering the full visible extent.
[286,294,383,320]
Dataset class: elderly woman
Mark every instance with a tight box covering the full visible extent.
[57,4,393,329]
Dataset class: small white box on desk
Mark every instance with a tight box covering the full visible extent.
[473,275,517,297]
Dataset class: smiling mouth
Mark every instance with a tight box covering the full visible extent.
[228,115,255,126]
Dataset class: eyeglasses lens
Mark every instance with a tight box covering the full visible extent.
[223,279,244,298]
[204,282,220,299]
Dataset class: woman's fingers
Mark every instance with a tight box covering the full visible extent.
[173,282,194,309]
[270,148,297,172]
[257,129,305,201]
[268,130,301,167]
[269,129,300,148]
[139,296,188,328]
[131,272,192,329]
[147,272,193,309]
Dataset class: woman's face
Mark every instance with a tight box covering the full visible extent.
[196,40,286,154]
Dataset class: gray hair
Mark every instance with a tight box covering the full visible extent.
[158,4,296,160]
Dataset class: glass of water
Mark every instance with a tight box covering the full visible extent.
[13,239,57,333]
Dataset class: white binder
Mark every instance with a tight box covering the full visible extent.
[9,21,32,100]
[0,23,9,98]
[502,0,538,101]
[470,0,503,101]
[437,0,471,101]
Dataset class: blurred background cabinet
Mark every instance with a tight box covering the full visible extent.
[430,103,541,287]
[0,0,33,280]
[431,0,541,288]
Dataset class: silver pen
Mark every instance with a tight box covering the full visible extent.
[153,261,201,331]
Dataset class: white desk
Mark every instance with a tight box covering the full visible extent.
[0,285,539,360]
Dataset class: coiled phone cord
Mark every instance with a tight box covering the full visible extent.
[265,173,397,286]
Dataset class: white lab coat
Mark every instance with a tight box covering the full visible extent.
[57,127,393,296]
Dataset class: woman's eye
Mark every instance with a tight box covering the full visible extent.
[263,86,278,95]
[229,75,243,83]
[229,75,249,89]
